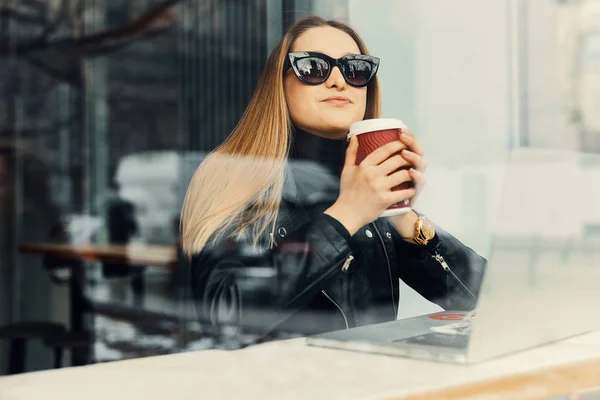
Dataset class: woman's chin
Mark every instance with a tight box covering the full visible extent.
[319,129,350,140]
[322,120,357,137]
[298,124,350,140]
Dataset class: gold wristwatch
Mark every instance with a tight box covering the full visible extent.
[410,214,436,246]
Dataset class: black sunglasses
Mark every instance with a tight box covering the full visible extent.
[285,51,380,87]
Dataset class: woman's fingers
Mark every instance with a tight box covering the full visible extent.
[378,154,410,176]
[380,166,426,207]
[361,141,405,166]
[410,168,427,189]
[344,135,359,167]
[399,128,424,156]
[389,187,417,205]
[383,169,412,189]
[401,149,427,172]
[408,168,427,205]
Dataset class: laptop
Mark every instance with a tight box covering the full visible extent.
[307,148,600,364]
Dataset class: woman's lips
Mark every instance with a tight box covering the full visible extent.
[323,96,351,105]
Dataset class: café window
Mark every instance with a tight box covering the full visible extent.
[0,0,349,372]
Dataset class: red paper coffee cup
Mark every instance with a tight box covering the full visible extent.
[347,118,412,217]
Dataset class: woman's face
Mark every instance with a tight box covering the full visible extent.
[284,27,368,140]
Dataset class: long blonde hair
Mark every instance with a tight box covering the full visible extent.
[181,16,381,257]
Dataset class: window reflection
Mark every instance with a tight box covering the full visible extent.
[0,0,598,375]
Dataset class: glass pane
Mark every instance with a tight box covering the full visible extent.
[4,0,597,377]
[1,0,273,371]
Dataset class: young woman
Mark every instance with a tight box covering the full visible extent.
[181,16,486,341]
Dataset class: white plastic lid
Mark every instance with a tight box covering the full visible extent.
[347,118,407,139]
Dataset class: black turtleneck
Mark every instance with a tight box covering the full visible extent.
[288,127,347,178]
[287,127,352,239]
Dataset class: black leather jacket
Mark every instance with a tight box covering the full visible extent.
[190,160,487,339]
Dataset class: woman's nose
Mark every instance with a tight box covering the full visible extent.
[325,66,346,89]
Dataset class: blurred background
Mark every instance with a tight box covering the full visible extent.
[0,0,599,374]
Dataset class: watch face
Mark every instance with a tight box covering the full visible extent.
[421,218,436,239]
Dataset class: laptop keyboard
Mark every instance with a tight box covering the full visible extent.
[391,321,473,350]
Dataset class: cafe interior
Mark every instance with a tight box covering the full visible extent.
[1,0,600,399]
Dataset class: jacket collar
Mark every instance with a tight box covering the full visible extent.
[282,159,340,206]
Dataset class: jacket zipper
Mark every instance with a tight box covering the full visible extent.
[341,255,354,271]
[322,290,349,329]
[321,254,354,330]
[372,224,398,318]
[431,251,477,300]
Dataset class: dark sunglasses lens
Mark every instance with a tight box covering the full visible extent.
[343,60,374,86]
[295,57,330,83]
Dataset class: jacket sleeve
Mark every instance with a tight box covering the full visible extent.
[190,208,353,336]
[391,222,487,311]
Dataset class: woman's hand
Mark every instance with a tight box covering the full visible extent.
[398,128,427,206]
[388,128,429,240]
[324,134,416,236]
